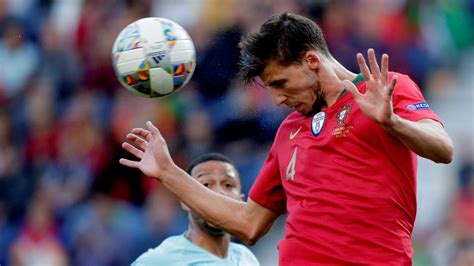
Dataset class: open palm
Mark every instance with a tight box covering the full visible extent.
[119,121,174,180]
[342,49,398,126]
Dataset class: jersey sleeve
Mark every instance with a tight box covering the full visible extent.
[391,73,442,124]
[249,145,287,214]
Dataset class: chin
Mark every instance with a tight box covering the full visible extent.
[191,212,226,237]
[203,222,226,237]
[308,99,324,116]
[300,106,315,117]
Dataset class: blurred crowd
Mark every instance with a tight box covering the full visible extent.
[0,0,472,265]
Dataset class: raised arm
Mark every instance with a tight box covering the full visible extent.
[379,116,453,164]
[342,49,453,164]
[119,122,279,244]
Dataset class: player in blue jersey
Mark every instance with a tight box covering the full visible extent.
[132,153,259,266]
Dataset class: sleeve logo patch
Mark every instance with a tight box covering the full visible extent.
[406,101,430,111]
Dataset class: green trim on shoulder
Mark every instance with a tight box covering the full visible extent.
[338,89,347,98]
[338,73,364,99]
[352,73,364,85]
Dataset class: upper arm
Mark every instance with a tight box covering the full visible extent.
[416,118,453,146]
[248,148,287,214]
[388,75,453,163]
[416,118,452,140]
[417,118,443,128]
[392,73,442,124]
[404,118,453,163]
[243,198,280,245]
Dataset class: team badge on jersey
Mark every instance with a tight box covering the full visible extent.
[311,111,326,136]
[333,104,353,138]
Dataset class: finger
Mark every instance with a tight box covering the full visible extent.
[146,121,161,138]
[119,158,140,168]
[367,49,381,79]
[122,142,144,159]
[126,133,147,150]
[387,75,398,98]
[381,54,389,84]
[342,80,363,99]
[357,53,372,81]
[131,128,153,142]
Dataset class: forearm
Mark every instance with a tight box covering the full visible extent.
[382,115,454,163]
[160,166,259,243]
[120,122,277,243]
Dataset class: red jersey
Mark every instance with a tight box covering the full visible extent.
[249,73,442,265]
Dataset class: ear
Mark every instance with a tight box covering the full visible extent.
[304,50,321,70]
[180,201,190,212]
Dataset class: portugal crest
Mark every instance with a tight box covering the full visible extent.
[333,104,353,138]
[311,111,326,136]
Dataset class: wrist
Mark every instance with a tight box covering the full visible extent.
[160,163,185,183]
[380,114,400,133]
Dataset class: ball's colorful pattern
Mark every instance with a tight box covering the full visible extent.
[112,17,196,98]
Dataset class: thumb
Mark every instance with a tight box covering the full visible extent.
[146,121,167,145]
[342,80,362,98]
[146,121,160,137]
[387,75,398,98]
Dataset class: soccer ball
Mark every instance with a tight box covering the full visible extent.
[112,17,196,97]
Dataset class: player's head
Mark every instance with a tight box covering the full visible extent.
[183,153,244,237]
[239,12,331,116]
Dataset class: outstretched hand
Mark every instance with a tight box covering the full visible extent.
[342,49,398,128]
[119,121,175,180]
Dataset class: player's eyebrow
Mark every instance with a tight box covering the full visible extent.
[196,172,237,180]
[196,173,212,178]
[267,79,287,88]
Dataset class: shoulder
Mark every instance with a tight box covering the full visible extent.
[275,112,305,136]
[132,235,184,266]
[229,242,260,265]
[389,72,420,92]
[132,249,174,266]
[388,71,430,102]
[282,111,304,124]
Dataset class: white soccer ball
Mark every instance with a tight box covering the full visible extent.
[112,17,196,97]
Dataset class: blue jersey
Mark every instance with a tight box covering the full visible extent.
[132,234,259,266]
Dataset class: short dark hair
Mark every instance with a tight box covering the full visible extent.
[186,152,237,175]
[238,12,330,84]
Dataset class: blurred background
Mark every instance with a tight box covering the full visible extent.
[0,0,472,265]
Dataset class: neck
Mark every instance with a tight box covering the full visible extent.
[185,225,230,258]
[322,56,357,107]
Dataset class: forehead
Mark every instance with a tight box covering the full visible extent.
[191,160,238,178]
[260,59,281,84]
[260,59,299,85]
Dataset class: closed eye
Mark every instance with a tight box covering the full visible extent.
[268,79,287,89]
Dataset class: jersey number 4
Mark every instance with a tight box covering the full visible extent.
[286,147,297,181]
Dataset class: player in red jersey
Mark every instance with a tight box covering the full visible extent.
[119,13,453,265]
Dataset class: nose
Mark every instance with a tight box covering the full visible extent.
[271,90,287,106]
[210,184,226,196]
